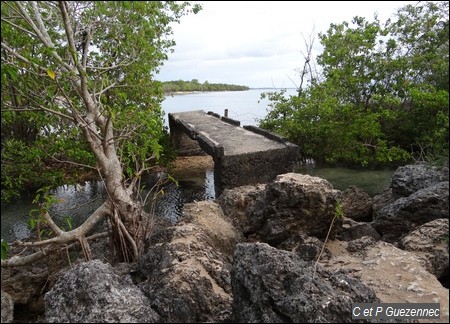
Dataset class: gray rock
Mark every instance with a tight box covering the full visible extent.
[44,260,159,323]
[322,240,450,323]
[372,188,396,214]
[372,181,449,242]
[277,232,329,261]
[248,173,342,245]
[232,242,379,323]
[216,184,266,235]
[399,218,449,279]
[390,164,448,198]
[341,185,373,222]
[337,217,381,242]
[1,290,14,323]
[346,236,379,255]
[138,201,238,323]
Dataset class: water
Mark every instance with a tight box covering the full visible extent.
[1,170,216,243]
[1,88,396,243]
[294,163,396,197]
[161,88,297,127]
[1,183,107,243]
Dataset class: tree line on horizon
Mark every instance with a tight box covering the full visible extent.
[161,79,249,93]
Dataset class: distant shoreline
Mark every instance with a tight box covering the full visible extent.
[164,88,296,96]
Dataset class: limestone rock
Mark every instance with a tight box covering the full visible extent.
[399,218,449,280]
[216,184,266,235]
[390,164,448,198]
[372,181,449,242]
[248,173,342,245]
[341,185,373,222]
[232,242,379,323]
[1,290,14,323]
[337,217,381,242]
[138,201,240,323]
[44,260,159,323]
[322,240,450,323]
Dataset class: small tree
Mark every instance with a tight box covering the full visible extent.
[1,1,201,266]
[260,1,448,166]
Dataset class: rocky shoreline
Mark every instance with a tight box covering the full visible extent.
[1,163,448,323]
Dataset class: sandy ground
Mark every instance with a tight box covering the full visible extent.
[169,155,214,178]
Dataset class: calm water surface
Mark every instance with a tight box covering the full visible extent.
[162,88,297,127]
[1,89,396,242]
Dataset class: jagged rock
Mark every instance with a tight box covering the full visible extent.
[322,240,450,323]
[277,232,329,261]
[248,173,342,245]
[216,184,266,235]
[390,164,449,198]
[398,218,449,280]
[44,260,159,323]
[372,181,449,242]
[337,217,381,242]
[1,261,49,306]
[341,185,373,222]
[231,242,379,323]
[138,201,240,323]
[372,188,396,214]
[346,236,378,255]
[1,290,14,323]
[0,254,62,322]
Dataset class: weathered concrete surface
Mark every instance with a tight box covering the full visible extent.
[169,110,299,195]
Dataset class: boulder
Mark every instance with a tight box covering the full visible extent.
[372,181,449,242]
[138,201,241,323]
[398,218,449,281]
[337,217,381,242]
[341,185,373,222]
[277,232,328,261]
[44,260,159,323]
[247,173,342,245]
[231,242,379,323]
[390,164,448,198]
[216,184,266,235]
[1,290,14,323]
[372,188,396,214]
[322,240,450,323]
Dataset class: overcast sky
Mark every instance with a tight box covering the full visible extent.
[156,1,418,89]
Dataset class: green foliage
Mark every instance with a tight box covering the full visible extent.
[28,188,67,240]
[259,1,449,167]
[63,215,73,231]
[1,1,200,202]
[1,139,66,202]
[334,200,345,219]
[1,240,8,260]
[162,80,250,93]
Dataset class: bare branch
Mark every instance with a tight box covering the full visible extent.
[41,211,64,236]
[17,200,111,248]
[51,155,97,170]
[1,231,109,267]
[1,42,48,74]
[13,1,74,73]
[29,1,54,44]
[58,1,84,75]
[0,16,38,38]
[1,102,74,121]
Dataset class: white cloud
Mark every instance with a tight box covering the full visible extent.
[157,1,417,88]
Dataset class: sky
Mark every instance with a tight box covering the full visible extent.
[156,1,419,89]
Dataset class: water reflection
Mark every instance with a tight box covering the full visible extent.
[1,170,216,243]
[1,163,394,243]
[294,163,396,197]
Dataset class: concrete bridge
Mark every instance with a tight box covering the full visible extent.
[168,110,299,195]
